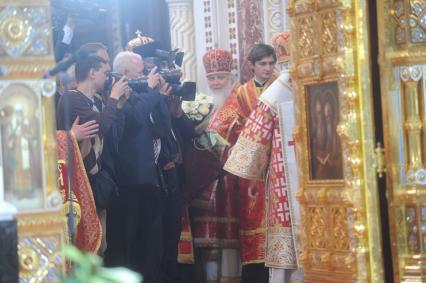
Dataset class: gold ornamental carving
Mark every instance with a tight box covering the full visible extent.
[297,15,315,58]
[18,212,67,283]
[321,10,338,55]
[307,207,327,249]
[0,3,54,79]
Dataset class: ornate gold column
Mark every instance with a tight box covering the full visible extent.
[401,67,423,172]
[165,0,197,82]
[0,1,66,282]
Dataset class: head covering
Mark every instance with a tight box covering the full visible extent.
[126,30,154,51]
[203,49,233,76]
[271,32,290,63]
[125,30,161,58]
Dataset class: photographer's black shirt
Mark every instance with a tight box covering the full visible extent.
[57,90,124,175]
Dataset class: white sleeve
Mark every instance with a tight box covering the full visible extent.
[62,25,74,45]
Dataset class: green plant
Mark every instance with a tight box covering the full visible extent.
[63,245,142,283]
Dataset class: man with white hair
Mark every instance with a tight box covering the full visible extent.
[204,54,237,111]
[108,49,195,283]
[185,49,237,135]
[105,50,169,283]
[112,51,147,79]
[187,49,240,283]
[209,44,277,283]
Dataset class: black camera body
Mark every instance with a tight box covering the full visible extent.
[132,44,196,101]
[107,72,148,93]
[106,72,196,102]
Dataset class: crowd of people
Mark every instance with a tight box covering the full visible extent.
[54,17,298,283]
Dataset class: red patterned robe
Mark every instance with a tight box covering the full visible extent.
[190,175,240,249]
[224,73,299,269]
[57,131,101,254]
[209,76,276,265]
[189,91,241,253]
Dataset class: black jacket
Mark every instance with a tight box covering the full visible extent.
[56,90,122,135]
[54,29,71,62]
[117,89,171,187]
[159,114,194,192]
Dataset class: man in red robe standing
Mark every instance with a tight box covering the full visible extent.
[224,32,304,283]
[187,49,240,283]
[209,44,277,283]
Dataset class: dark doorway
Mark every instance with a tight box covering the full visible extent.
[368,0,394,282]
[119,0,171,50]
[50,0,171,60]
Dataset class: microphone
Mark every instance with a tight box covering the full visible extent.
[44,56,76,79]
[44,46,89,79]
[44,44,105,79]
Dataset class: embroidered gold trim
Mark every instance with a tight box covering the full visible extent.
[192,216,239,223]
[241,259,265,265]
[239,227,266,236]
[265,227,297,268]
[224,136,270,180]
[178,253,194,264]
[194,239,240,248]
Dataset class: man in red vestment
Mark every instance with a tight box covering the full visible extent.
[224,33,305,283]
[187,49,240,283]
[209,44,277,283]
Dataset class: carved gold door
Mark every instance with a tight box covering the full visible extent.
[377,0,426,282]
[288,0,393,282]
[289,0,426,281]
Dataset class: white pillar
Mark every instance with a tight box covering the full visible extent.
[166,0,197,82]
[263,0,289,44]
[193,0,240,94]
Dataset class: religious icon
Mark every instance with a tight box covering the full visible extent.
[0,85,44,210]
[306,82,343,180]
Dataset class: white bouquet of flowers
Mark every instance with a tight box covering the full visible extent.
[182,93,214,128]
[182,93,228,151]
[182,92,216,138]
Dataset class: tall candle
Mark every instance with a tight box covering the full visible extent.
[0,124,18,283]
[0,114,17,218]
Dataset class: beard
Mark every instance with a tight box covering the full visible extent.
[207,82,234,109]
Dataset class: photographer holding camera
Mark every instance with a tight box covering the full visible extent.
[107,50,170,282]
[56,43,130,254]
[105,44,194,282]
